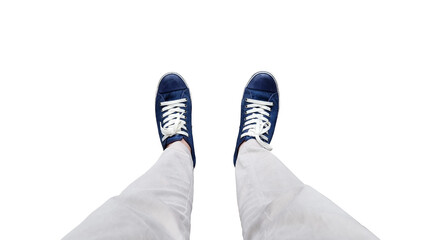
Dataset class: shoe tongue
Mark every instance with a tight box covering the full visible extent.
[248,88,275,102]
[163,89,186,102]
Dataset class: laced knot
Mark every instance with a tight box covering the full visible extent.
[160,98,188,141]
[240,98,274,150]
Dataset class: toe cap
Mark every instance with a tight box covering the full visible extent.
[246,72,278,93]
[158,73,188,93]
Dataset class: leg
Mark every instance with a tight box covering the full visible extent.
[64,73,196,239]
[236,140,379,240]
[63,141,193,240]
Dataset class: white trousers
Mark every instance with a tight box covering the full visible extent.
[63,140,379,240]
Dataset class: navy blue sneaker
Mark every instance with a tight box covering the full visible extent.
[233,71,279,166]
[155,73,196,167]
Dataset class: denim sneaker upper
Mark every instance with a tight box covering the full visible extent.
[155,73,196,167]
[233,71,279,166]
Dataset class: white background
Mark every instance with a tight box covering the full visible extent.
[1,1,440,239]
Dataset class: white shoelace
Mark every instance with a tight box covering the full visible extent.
[160,98,188,141]
[240,98,274,150]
